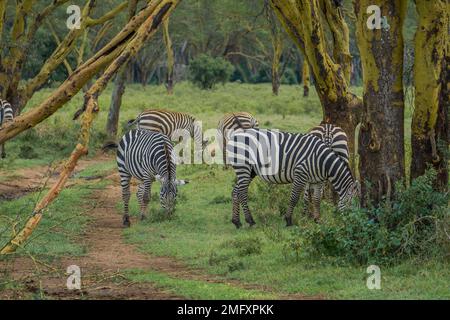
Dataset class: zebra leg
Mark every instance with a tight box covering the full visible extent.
[231,186,242,228]
[137,180,152,221]
[222,136,229,170]
[231,168,255,228]
[0,143,5,158]
[120,174,132,227]
[311,183,323,222]
[285,172,307,227]
[303,183,312,217]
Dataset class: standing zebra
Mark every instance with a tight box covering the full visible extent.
[116,129,185,227]
[128,109,204,158]
[226,128,359,228]
[304,123,349,218]
[217,112,259,167]
[0,99,14,159]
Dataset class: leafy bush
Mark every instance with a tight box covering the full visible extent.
[189,54,234,89]
[296,169,449,265]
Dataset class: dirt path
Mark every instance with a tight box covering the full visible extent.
[0,154,321,300]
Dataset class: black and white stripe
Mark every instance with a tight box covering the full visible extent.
[217,112,259,166]
[116,129,184,227]
[226,128,358,228]
[128,109,203,151]
[304,123,349,217]
[0,99,14,159]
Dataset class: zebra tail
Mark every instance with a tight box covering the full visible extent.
[232,113,244,129]
[126,118,138,128]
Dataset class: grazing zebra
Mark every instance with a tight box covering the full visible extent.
[217,112,259,166]
[0,99,14,159]
[116,129,186,227]
[128,109,204,154]
[226,128,359,228]
[304,123,349,217]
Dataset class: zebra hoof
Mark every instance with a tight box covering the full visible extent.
[246,218,256,227]
[1,153,5,159]
[232,219,242,229]
[123,217,131,227]
[285,216,293,227]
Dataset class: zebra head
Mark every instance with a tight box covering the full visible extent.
[338,180,360,211]
[160,143,177,214]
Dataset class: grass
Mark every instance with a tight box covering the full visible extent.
[125,269,276,299]
[1,82,447,299]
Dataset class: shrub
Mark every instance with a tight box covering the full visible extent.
[188,54,234,89]
[296,169,449,265]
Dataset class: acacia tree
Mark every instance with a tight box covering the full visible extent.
[269,0,362,165]
[0,0,128,112]
[354,0,407,204]
[410,0,449,191]
[1,0,181,254]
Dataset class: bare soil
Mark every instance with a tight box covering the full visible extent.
[0,153,322,300]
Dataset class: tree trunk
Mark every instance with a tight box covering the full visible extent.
[355,0,407,205]
[104,0,138,143]
[302,61,310,97]
[410,0,449,191]
[270,0,362,166]
[267,3,283,96]
[105,67,127,143]
[163,17,174,94]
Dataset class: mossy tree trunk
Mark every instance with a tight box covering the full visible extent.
[410,0,449,191]
[302,61,310,97]
[355,0,407,204]
[270,0,362,166]
[266,5,283,96]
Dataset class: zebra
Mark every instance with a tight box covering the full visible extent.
[127,109,205,155]
[303,123,349,218]
[217,112,259,167]
[0,99,14,159]
[116,129,187,227]
[226,128,359,228]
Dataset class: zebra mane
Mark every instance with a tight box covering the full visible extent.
[162,143,172,182]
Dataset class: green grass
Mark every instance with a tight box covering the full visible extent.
[1,82,445,299]
[0,172,109,259]
[121,164,449,299]
[126,269,276,299]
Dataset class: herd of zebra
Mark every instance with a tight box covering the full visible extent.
[115,109,359,228]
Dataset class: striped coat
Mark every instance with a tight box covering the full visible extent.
[226,128,358,228]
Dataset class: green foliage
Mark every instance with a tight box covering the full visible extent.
[296,169,449,265]
[188,54,234,89]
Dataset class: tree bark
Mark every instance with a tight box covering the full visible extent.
[355,0,407,205]
[410,0,449,191]
[106,67,127,142]
[302,61,310,97]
